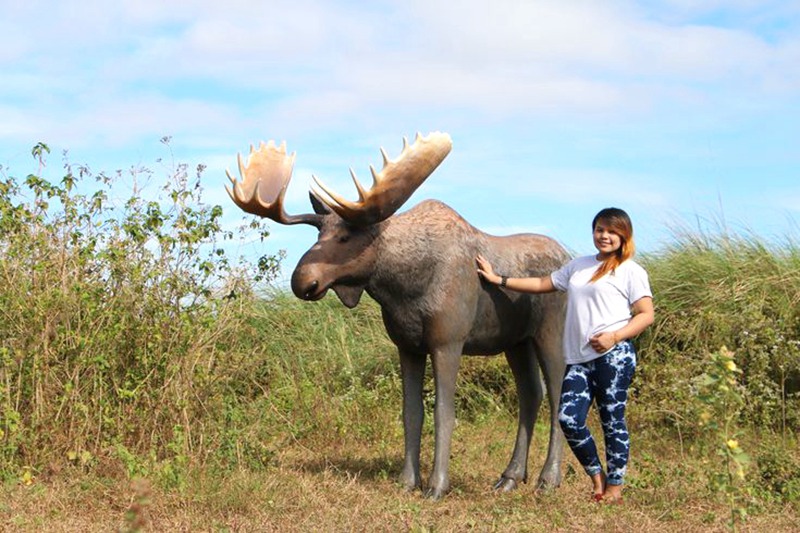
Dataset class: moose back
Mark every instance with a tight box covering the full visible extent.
[226,132,568,499]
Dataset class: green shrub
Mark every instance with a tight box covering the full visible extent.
[0,141,274,478]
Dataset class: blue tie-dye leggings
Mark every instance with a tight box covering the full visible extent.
[558,341,637,486]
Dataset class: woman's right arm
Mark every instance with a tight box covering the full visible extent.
[476,254,557,294]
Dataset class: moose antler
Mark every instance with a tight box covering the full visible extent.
[311,131,452,226]
[225,140,323,227]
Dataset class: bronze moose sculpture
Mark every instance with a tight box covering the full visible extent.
[226,132,568,499]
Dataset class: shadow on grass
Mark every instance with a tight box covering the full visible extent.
[294,452,498,498]
[296,454,404,483]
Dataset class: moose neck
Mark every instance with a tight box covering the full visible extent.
[367,201,456,308]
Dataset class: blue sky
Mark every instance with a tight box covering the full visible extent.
[2,0,798,283]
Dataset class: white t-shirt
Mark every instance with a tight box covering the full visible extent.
[550,255,652,364]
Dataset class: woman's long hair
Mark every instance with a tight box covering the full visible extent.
[590,207,635,282]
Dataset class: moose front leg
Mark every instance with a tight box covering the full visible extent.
[398,349,426,492]
[426,343,463,500]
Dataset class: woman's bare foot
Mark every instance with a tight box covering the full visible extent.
[602,484,624,503]
[590,472,606,501]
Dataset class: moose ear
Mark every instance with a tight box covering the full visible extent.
[309,190,331,215]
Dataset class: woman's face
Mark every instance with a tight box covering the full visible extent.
[593,220,623,259]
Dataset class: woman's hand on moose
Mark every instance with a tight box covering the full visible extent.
[476,255,499,284]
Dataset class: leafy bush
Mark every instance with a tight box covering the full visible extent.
[695,346,751,529]
[0,141,274,478]
[754,439,800,506]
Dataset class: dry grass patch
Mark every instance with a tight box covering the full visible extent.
[3,418,798,532]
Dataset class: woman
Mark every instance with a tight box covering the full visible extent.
[476,207,654,503]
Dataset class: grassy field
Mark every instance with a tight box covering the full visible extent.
[2,293,798,532]
[1,149,799,531]
[2,410,798,531]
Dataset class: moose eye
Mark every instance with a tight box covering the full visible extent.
[338,234,350,243]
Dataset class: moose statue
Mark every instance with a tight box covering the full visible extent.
[226,132,569,499]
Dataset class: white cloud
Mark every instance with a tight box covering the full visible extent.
[1,0,796,161]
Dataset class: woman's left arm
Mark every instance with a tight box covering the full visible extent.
[589,296,655,353]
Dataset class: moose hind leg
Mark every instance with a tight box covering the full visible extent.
[534,332,566,489]
[495,339,542,492]
[398,350,426,492]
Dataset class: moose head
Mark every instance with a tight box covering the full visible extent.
[225,132,452,308]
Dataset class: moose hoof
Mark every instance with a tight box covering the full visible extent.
[423,486,448,500]
[401,482,421,494]
[399,470,422,493]
[493,476,519,492]
[535,475,562,491]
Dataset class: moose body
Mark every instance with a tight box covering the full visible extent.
[227,133,568,499]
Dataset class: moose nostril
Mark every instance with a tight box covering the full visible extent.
[304,280,319,299]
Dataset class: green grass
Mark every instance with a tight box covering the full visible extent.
[3,287,798,531]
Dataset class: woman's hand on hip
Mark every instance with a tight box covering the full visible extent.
[590,331,618,353]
